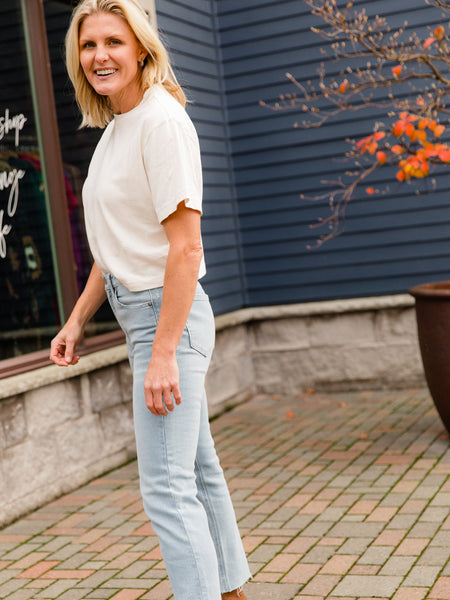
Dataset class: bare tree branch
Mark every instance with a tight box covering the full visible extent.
[260,0,450,244]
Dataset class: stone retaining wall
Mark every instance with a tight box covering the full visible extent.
[249,300,423,394]
[0,294,425,526]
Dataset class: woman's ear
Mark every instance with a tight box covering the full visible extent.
[138,48,148,66]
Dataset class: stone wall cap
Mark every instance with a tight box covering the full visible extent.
[0,345,129,400]
[214,294,414,330]
[1,294,414,399]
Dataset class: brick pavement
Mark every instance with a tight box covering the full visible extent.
[1,388,450,599]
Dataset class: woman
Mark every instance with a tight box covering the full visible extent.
[50,1,251,598]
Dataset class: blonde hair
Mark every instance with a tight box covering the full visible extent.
[65,0,186,128]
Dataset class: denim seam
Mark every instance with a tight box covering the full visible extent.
[195,456,230,592]
[186,321,208,357]
[161,418,209,600]
[113,284,149,309]
[149,294,158,325]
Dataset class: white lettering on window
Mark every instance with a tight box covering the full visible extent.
[0,168,26,258]
[0,109,27,146]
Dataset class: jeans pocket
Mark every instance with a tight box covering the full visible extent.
[186,298,215,357]
[112,283,152,309]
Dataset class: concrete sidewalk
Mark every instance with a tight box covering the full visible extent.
[1,388,450,600]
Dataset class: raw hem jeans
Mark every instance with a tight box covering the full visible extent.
[103,274,251,599]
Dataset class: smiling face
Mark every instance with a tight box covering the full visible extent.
[78,12,147,114]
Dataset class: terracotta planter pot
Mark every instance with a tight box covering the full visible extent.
[409,281,450,434]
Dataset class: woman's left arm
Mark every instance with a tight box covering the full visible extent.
[144,200,204,416]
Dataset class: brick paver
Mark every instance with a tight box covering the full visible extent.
[1,388,450,599]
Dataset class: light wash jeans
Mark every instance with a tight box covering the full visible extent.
[103,273,251,599]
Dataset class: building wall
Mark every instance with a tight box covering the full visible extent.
[154,0,247,315]
[215,0,450,306]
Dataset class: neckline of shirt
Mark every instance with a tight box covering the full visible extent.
[113,84,160,121]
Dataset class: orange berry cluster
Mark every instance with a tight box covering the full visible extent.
[358,110,449,193]
[393,112,447,181]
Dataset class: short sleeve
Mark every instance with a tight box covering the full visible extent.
[143,117,203,224]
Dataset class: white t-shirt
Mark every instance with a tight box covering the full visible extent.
[82,84,206,291]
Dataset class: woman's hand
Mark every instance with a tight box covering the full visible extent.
[50,321,84,366]
[49,263,107,367]
[144,351,182,416]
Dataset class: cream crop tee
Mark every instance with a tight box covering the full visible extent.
[82,84,206,291]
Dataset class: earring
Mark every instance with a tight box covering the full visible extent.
[139,58,144,67]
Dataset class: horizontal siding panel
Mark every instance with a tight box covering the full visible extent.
[244,241,450,274]
[217,0,294,13]
[202,203,239,219]
[202,215,237,233]
[200,152,234,170]
[222,31,307,63]
[238,190,450,226]
[226,105,414,163]
[231,147,450,201]
[168,47,218,72]
[241,220,450,259]
[203,260,243,281]
[202,230,243,250]
[157,0,211,25]
[172,66,223,94]
[240,208,450,247]
[205,249,242,270]
[184,88,225,108]
[203,287,245,314]
[218,0,309,28]
[187,102,226,121]
[245,255,450,289]
[199,184,239,199]
[223,60,428,97]
[202,171,233,187]
[196,139,231,157]
[243,273,438,305]
[218,0,436,31]
[219,20,309,48]
[168,54,219,79]
[238,200,450,233]
[193,120,233,141]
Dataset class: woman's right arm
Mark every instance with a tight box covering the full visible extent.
[50,262,107,366]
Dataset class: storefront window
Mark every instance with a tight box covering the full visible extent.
[44,0,120,336]
[0,0,155,372]
[0,0,61,359]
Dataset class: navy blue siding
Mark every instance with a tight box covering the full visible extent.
[154,0,247,314]
[155,0,450,310]
[215,0,450,306]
